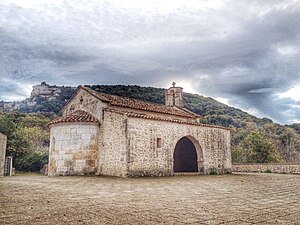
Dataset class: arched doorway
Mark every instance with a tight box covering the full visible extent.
[173,136,199,173]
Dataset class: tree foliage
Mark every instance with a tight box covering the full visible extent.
[15,151,48,172]
[0,112,50,171]
[244,131,280,163]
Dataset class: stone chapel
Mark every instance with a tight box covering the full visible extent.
[48,83,231,177]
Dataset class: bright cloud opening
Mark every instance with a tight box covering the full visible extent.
[278,85,300,101]
[277,46,298,56]
[215,97,230,105]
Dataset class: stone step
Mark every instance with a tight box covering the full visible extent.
[174,172,201,176]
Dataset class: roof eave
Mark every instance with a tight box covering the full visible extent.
[175,106,201,118]
[48,121,99,127]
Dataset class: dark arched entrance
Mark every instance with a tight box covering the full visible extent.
[173,137,198,173]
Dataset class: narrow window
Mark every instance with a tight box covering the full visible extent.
[173,92,176,106]
[80,96,83,104]
[157,138,162,148]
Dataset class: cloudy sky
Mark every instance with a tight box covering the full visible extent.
[0,0,300,124]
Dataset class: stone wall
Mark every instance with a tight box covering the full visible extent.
[49,109,231,177]
[126,116,231,177]
[97,111,128,177]
[63,88,107,120]
[0,133,7,177]
[232,163,300,174]
[57,88,232,177]
[48,123,99,176]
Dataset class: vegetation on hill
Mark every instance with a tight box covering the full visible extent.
[0,84,300,170]
[289,123,300,134]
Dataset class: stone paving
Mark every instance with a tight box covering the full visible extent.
[0,173,299,225]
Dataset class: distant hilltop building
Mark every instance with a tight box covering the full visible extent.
[47,83,231,177]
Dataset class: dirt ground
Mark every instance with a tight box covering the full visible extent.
[0,173,299,225]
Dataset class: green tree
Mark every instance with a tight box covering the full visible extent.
[0,113,17,152]
[17,114,49,128]
[231,146,243,163]
[244,131,281,163]
[0,112,50,171]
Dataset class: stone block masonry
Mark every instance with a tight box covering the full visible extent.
[232,163,300,174]
[0,133,7,177]
[48,123,99,176]
[125,116,231,177]
[97,111,128,177]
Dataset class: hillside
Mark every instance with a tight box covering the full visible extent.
[0,82,76,117]
[0,83,258,127]
[87,84,259,128]
[1,82,300,163]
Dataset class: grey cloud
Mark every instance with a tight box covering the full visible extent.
[0,0,299,124]
[0,79,31,100]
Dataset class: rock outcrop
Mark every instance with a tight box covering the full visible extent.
[0,82,76,114]
[30,82,62,99]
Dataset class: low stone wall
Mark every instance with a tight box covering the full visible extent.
[232,163,300,174]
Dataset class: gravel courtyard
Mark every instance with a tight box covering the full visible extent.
[0,173,299,225]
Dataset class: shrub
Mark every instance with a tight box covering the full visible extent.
[15,151,48,172]
[210,167,218,175]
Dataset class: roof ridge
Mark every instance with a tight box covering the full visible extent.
[83,86,172,107]
[81,86,111,102]
[177,107,201,117]
[83,86,199,118]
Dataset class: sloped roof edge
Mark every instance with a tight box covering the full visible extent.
[104,109,230,131]
[48,110,99,126]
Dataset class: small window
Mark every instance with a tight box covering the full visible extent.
[157,138,162,148]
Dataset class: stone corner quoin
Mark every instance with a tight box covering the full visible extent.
[0,132,7,177]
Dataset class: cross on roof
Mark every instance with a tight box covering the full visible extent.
[172,81,176,87]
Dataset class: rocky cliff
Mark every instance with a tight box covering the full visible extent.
[0,82,76,114]
[30,82,62,99]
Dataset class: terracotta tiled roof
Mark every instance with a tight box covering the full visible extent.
[48,110,99,126]
[104,109,230,131]
[82,86,198,118]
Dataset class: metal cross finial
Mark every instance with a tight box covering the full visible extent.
[172,81,176,87]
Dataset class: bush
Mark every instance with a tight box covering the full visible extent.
[210,167,218,175]
[15,151,48,172]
